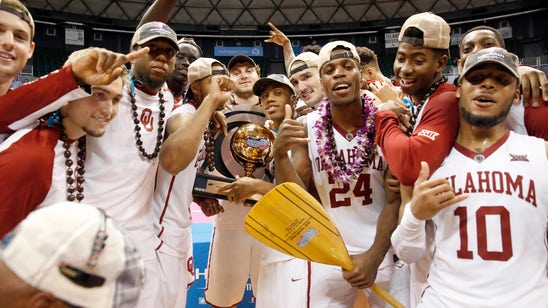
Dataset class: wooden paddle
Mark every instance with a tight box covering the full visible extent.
[244,182,404,308]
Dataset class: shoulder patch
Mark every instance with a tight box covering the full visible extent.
[417,129,440,141]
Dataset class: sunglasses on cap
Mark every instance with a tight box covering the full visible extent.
[143,42,177,59]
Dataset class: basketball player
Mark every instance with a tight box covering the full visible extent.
[265,23,325,116]
[287,52,326,115]
[153,57,233,307]
[0,0,34,96]
[216,74,307,307]
[168,38,203,102]
[387,22,548,307]
[394,47,548,307]
[137,0,204,103]
[204,54,263,308]
[357,46,392,89]
[83,21,179,307]
[0,69,125,238]
[273,41,400,307]
[457,25,548,140]
[0,202,145,308]
[0,47,145,137]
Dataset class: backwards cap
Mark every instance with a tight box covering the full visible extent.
[185,57,228,101]
[131,21,178,51]
[253,74,296,97]
[399,12,450,50]
[187,57,228,85]
[459,47,520,82]
[288,52,320,77]
[0,0,34,39]
[318,40,360,74]
[177,37,203,56]
[0,202,145,308]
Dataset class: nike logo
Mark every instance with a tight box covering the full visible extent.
[291,278,303,282]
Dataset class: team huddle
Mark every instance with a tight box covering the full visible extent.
[0,0,546,307]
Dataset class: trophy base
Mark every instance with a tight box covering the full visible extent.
[193,173,259,205]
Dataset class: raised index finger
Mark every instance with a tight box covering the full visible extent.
[267,22,280,33]
[125,47,150,63]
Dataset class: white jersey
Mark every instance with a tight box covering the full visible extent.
[153,103,205,257]
[307,111,387,255]
[422,131,548,307]
[85,84,175,261]
[506,100,527,135]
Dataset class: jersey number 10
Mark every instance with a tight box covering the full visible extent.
[454,205,513,261]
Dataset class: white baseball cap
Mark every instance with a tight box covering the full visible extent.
[399,12,451,50]
[187,57,228,85]
[318,40,360,74]
[0,202,145,308]
[288,52,320,77]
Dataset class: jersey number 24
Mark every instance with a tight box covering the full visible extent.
[328,174,372,208]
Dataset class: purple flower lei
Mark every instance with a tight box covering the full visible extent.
[313,95,378,185]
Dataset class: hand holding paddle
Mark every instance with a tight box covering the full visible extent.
[244,182,404,308]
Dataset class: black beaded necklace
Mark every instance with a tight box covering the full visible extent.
[60,131,86,202]
[129,80,166,160]
[407,76,448,136]
[187,98,216,171]
[203,122,216,171]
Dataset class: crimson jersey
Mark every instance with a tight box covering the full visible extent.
[0,66,87,141]
[0,66,89,237]
[0,124,83,237]
[375,82,459,185]
[524,99,548,141]
[422,131,548,307]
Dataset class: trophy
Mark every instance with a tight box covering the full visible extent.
[193,105,274,203]
[231,123,275,177]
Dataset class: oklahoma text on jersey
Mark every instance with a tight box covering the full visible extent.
[447,170,537,207]
[313,148,385,173]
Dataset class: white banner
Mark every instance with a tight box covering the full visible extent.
[384,32,399,49]
[498,27,512,39]
[65,28,84,46]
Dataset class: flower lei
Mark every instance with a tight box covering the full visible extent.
[313,96,378,185]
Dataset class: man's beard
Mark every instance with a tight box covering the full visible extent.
[141,75,167,91]
[134,70,167,91]
[234,87,254,99]
[460,103,512,128]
